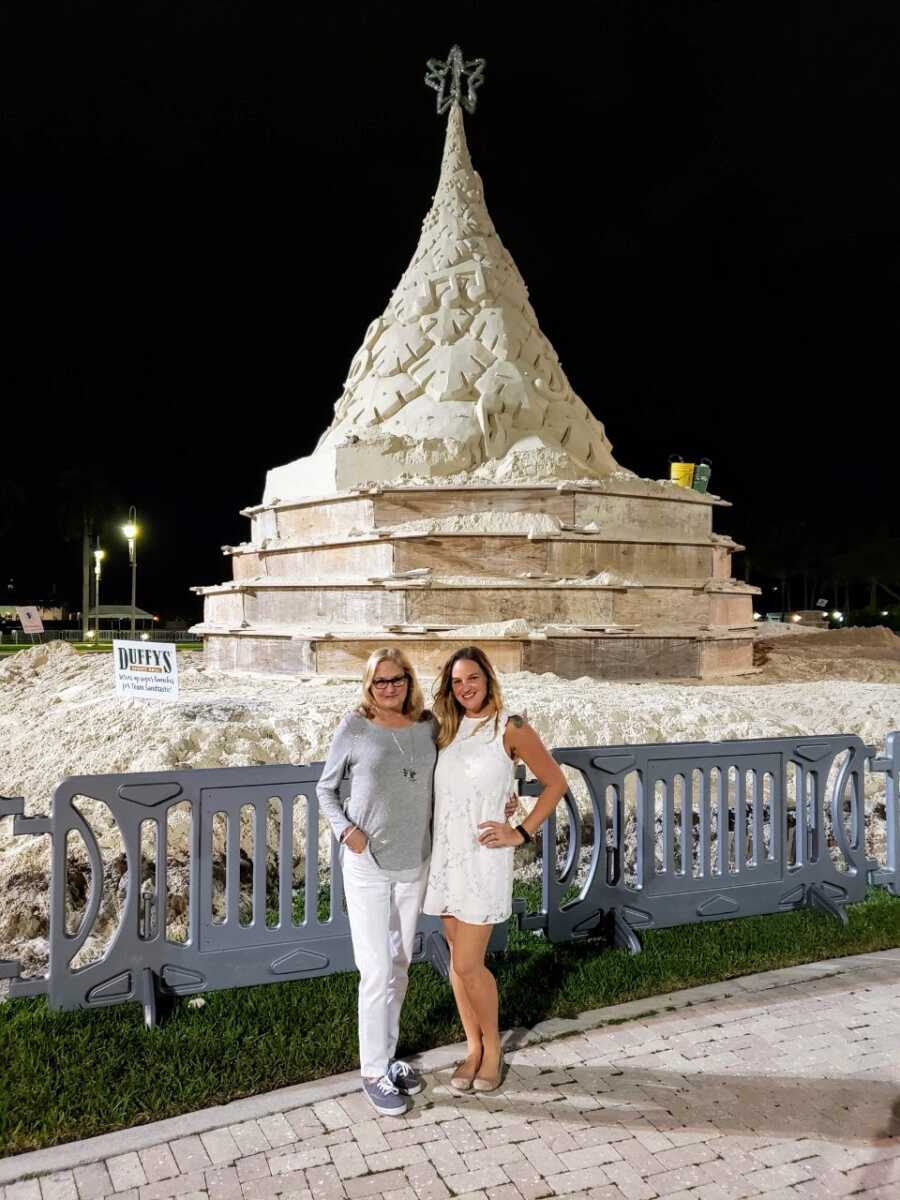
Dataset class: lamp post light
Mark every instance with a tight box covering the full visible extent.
[93,542,105,641]
[121,506,138,637]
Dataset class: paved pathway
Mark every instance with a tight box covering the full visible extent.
[2,950,899,1200]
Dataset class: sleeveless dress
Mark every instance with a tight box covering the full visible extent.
[423,710,516,925]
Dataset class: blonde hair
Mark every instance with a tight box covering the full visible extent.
[357,647,427,722]
[433,645,505,750]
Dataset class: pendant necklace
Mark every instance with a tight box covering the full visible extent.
[390,726,417,782]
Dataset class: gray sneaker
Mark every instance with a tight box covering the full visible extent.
[362,1074,407,1116]
[388,1058,425,1095]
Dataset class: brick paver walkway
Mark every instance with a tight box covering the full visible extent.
[2,950,899,1200]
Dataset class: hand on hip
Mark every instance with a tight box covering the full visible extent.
[477,821,522,848]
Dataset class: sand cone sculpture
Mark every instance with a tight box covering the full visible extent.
[196,50,758,681]
[264,98,619,504]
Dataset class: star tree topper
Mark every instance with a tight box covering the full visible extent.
[425,45,486,114]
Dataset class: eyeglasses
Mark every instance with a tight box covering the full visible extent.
[372,674,409,690]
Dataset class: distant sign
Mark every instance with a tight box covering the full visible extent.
[114,639,179,701]
[16,606,44,634]
[815,598,828,608]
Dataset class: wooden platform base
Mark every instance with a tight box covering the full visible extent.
[202,629,755,680]
[194,481,759,682]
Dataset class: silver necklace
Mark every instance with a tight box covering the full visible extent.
[389,725,417,782]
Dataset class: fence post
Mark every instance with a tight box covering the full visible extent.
[868,733,898,895]
[0,796,52,999]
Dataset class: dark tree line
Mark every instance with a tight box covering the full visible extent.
[745,519,900,617]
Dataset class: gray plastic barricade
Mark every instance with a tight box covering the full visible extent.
[1,731,896,1026]
[0,764,503,1026]
[518,734,874,952]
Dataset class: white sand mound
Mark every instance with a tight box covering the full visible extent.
[754,625,900,683]
[0,642,355,809]
[354,446,630,490]
[1,634,898,979]
[754,620,825,638]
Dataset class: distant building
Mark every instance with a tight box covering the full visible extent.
[786,610,830,628]
[0,601,69,622]
[87,604,157,630]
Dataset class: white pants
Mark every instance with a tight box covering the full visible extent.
[340,846,429,1079]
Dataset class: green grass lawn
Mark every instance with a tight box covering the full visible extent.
[1,886,898,1157]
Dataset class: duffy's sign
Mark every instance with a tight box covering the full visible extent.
[114,639,179,701]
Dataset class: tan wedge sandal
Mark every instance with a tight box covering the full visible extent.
[450,1050,482,1091]
[473,1052,505,1093]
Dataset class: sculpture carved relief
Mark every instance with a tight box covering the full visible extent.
[303,102,618,489]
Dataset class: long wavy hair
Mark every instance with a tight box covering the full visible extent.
[433,645,505,750]
[357,647,427,722]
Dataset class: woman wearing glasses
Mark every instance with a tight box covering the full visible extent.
[424,645,567,1093]
[317,647,436,1116]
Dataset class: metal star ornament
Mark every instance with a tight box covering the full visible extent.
[425,45,486,114]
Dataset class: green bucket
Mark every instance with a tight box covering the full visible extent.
[692,459,712,494]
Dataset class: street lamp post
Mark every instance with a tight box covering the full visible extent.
[121,506,138,637]
[82,519,91,641]
[93,541,105,641]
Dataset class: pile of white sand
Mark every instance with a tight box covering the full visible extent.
[1,637,898,980]
[389,511,562,537]
[754,620,827,638]
[352,448,638,490]
[754,625,900,683]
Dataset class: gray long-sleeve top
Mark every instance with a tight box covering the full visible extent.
[316,710,438,872]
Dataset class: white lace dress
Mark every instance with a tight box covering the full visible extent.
[423,710,516,925]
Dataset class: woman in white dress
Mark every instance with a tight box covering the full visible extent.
[423,646,567,1092]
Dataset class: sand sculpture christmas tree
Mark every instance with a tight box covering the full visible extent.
[194,48,758,678]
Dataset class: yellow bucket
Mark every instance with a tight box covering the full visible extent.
[669,458,695,488]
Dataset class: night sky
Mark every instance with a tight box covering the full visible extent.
[3,2,898,621]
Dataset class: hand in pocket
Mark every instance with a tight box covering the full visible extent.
[344,828,369,854]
